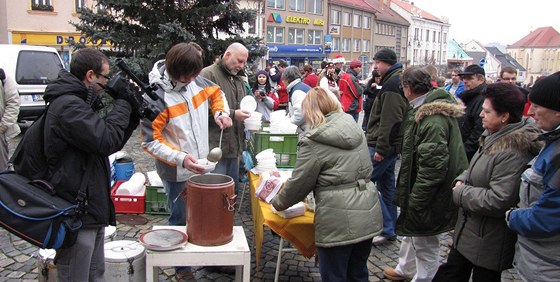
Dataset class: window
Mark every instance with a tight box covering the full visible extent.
[308,30,322,45]
[267,0,285,9]
[353,39,360,52]
[289,0,304,12]
[362,40,370,52]
[307,0,322,14]
[353,14,361,28]
[443,33,447,43]
[433,31,436,42]
[363,16,371,29]
[331,10,340,24]
[75,0,84,12]
[426,30,430,42]
[342,38,350,52]
[31,0,53,11]
[414,28,419,40]
[288,28,305,44]
[343,12,351,26]
[333,37,340,51]
[267,26,284,43]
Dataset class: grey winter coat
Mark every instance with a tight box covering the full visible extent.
[272,112,383,247]
[453,118,542,271]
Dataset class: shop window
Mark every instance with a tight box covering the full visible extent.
[267,0,285,9]
[289,0,304,12]
[307,30,322,45]
[288,28,305,44]
[267,26,284,43]
[307,0,322,14]
[31,0,53,11]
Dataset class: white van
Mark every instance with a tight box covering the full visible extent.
[0,44,64,126]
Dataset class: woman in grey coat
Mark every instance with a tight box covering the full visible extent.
[272,86,382,282]
[433,83,543,282]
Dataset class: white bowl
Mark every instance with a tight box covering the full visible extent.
[240,96,257,112]
[197,158,217,173]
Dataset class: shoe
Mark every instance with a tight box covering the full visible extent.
[175,269,195,282]
[383,268,408,281]
[372,235,397,245]
[205,265,236,275]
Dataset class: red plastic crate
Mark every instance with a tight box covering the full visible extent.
[111,181,145,214]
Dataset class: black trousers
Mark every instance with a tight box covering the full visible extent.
[432,247,502,282]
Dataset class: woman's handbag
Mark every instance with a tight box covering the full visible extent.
[0,171,84,249]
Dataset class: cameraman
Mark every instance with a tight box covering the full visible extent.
[141,42,232,281]
[14,47,139,281]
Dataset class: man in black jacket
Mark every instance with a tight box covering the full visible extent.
[15,48,138,281]
[458,64,486,161]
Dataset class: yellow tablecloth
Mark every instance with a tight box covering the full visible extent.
[249,172,315,269]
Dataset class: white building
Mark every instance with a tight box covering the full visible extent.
[388,0,449,67]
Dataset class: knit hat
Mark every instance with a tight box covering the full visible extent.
[332,54,345,64]
[349,59,362,69]
[373,48,397,65]
[256,70,268,78]
[529,71,560,112]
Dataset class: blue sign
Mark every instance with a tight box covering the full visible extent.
[324,35,332,42]
[324,46,332,54]
[267,45,323,54]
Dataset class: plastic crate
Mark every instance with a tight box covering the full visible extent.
[111,181,145,214]
[144,185,169,215]
[252,132,298,168]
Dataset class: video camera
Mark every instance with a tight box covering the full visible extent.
[105,58,160,121]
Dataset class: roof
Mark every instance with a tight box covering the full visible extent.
[330,0,375,11]
[466,51,486,66]
[486,47,526,71]
[446,39,471,61]
[364,0,409,26]
[508,26,560,48]
[391,0,443,23]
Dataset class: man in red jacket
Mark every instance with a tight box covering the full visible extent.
[338,59,364,121]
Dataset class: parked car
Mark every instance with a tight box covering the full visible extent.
[0,44,64,126]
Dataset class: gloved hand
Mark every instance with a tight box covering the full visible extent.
[105,75,140,109]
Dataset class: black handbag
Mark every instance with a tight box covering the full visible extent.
[0,102,89,249]
[0,171,84,249]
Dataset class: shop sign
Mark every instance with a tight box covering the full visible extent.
[267,45,323,54]
[12,31,110,46]
[329,26,340,35]
[286,16,310,25]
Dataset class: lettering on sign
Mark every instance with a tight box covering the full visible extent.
[313,19,324,26]
[56,35,108,45]
[286,16,310,25]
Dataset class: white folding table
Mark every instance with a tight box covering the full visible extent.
[145,226,250,282]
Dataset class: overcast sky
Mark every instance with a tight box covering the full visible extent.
[411,0,560,46]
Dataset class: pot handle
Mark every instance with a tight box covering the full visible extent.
[223,193,237,212]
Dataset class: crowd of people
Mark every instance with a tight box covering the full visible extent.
[2,44,559,282]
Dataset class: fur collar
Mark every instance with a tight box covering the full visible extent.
[415,101,465,123]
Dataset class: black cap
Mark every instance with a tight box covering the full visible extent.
[373,48,397,65]
[530,71,560,112]
[458,64,485,76]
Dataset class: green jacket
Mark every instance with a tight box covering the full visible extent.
[272,112,383,247]
[365,65,408,156]
[395,88,468,236]
[453,118,542,271]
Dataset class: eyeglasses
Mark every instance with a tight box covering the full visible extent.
[95,72,111,80]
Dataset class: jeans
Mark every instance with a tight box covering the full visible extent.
[162,179,187,226]
[55,227,105,282]
[348,111,359,122]
[213,157,240,195]
[368,146,397,238]
[317,239,372,282]
[432,247,502,282]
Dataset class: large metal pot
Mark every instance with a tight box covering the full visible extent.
[186,174,236,246]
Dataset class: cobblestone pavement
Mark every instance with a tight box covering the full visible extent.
[2,128,522,281]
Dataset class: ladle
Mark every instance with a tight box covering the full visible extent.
[207,128,223,162]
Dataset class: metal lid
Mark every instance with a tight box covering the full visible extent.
[104,240,145,262]
[139,229,188,251]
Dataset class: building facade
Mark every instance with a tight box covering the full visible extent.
[389,0,449,67]
[507,26,560,86]
[264,0,329,68]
